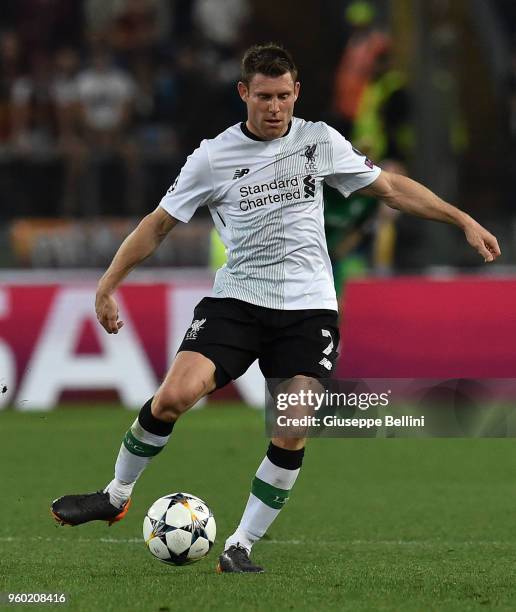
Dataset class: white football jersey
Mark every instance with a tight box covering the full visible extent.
[159,117,381,311]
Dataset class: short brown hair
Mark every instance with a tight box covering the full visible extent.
[241,43,298,86]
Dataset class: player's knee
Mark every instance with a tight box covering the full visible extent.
[288,374,319,390]
[152,381,205,421]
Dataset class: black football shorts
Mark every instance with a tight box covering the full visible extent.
[177,297,340,389]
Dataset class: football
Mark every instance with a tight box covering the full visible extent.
[143,492,216,565]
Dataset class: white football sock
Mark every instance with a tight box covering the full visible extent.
[104,478,134,509]
[225,456,301,552]
[105,418,171,508]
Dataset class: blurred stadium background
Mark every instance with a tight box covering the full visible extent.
[3,4,516,609]
[1,0,515,410]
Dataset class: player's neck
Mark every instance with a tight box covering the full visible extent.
[242,120,292,141]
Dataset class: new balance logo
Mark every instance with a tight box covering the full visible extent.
[233,168,250,180]
[185,318,206,340]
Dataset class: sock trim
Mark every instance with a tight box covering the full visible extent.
[131,420,170,448]
[138,397,174,436]
[267,443,305,470]
[123,430,164,457]
[251,477,290,510]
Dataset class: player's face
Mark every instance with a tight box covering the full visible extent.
[238,72,300,141]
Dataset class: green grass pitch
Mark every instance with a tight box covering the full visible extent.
[1,404,516,611]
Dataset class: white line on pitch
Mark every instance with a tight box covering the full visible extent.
[1,536,516,546]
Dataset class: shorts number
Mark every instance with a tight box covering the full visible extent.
[321,329,333,355]
[319,329,334,371]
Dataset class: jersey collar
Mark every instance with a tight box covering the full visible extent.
[240,121,292,141]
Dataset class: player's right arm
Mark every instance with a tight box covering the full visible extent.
[96,208,178,334]
[96,140,213,334]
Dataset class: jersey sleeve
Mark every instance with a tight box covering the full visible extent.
[159,140,214,222]
[324,125,381,197]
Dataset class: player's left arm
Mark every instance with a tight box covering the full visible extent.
[359,170,501,263]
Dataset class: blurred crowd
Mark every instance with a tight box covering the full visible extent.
[0,0,414,222]
[325,0,410,283]
[0,0,514,271]
[0,0,253,217]
[0,0,455,274]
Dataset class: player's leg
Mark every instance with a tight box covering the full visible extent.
[218,441,307,574]
[51,297,258,527]
[218,376,312,574]
[51,351,216,526]
[103,350,217,506]
[219,309,339,573]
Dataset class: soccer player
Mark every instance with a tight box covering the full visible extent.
[51,43,500,573]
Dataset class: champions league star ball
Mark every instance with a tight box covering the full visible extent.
[143,492,216,565]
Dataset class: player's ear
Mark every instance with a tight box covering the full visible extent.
[237,81,249,102]
[293,81,300,101]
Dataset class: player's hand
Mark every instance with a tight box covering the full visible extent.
[463,220,501,263]
[95,292,124,334]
